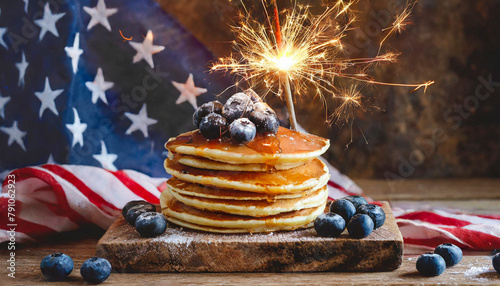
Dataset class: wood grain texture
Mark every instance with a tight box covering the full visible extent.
[96,202,403,272]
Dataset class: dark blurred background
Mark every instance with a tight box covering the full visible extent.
[158,0,500,179]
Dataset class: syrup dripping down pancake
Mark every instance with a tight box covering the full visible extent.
[166,185,328,217]
[166,177,319,201]
[160,190,326,233]
[168,152,306,172]
[165,127,329,165]
[164,158,330,194]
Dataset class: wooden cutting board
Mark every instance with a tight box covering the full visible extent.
[96,202,403,272]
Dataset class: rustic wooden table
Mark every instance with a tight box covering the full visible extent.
[2,179,500,285]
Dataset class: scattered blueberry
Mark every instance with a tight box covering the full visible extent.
[492,252,500,274]
[122,200,149,218]
[329,199,356,223]
[416,253,446,277]
[434,243,463,267]
[193,101,223,127]
[244,89,263,103]
[80,257,112,284]
[343,195,368,210]
[347,214,374,239]
[125,204,156,225]
[222,93,254,123]
[135,212,168,237]
[40,253,74,281]
[229,118,256,144]
[357,204,386,229]
[249,102,279,134]
[199,113,227,139]
[314,212,346,237]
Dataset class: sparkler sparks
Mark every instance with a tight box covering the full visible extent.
[211,0,433,127]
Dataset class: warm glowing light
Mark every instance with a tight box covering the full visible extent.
[211,1,433,124]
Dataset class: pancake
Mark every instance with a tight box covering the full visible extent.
[165,127,329,165]
[167,185,328,217]
[166,177,317,201]
[164,158,330,194]
[168,152,306,172]
[160,190,326,232]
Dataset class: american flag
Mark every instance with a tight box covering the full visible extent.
[0,0,499,251]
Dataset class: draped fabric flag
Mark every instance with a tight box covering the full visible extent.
[0,0,499,251]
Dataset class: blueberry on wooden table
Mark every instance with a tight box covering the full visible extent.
[135,212,168,237]
[329,199,356,223]
[493,252,500,274]
[40,253,73,281]
[229,118,256,144]
[343,195,368,210]
[314,212,346,237]
[81,257,112,284]
[122,200,150,218]
[347,214,374,239]
[357,204,386,229]
[434,243,463,267]
[416,253,446,276]
[193,101,223,127]
[125,203,156,225]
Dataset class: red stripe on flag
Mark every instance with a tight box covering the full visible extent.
[440,226,500,250]
[3,167,87,225]
[42,165,119,214]
[397,211,472,227]
[110,170,159,204]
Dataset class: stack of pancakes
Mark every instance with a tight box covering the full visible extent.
[160,126,330,233]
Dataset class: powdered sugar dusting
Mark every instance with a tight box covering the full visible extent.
[464,266,494,282]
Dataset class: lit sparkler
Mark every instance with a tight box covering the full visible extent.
[211,0,433,130]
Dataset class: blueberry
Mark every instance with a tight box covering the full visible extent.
[199,113,227,139]
[416,253,446,277]
[329,199,356,223]
[244,89,263,103]
[80,257,112,284]
[135,212,168,237]
[193,101,223,127]
[40,253,73,281]
[249,102,279,134]
[314,212,346,237]
[343,195,368,210]
[122,200,150,218]
[125,204,156,225]
[357,204,386,229]
[493,252,500,274]
[434,243,463,267]
[229,118,256,144]
[222,92,254,123]
[347,214,374,239]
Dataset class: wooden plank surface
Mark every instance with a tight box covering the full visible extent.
[96,202,403,272]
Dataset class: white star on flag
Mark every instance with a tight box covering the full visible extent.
[0,121,27,151]
[65,33,83,74]
[172,73,207,110]
[0,27,7,49]
[93,140,118,171]
[34,77,64,118]
[34,3,66,41]
[46,154,56,164]
[124,104,158,138]
[0,94,10,119]
[15,51,29,87]
[83,0,117,32]
[85,68,114,105]
[129,30,165,68]
[66,108,87,148]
